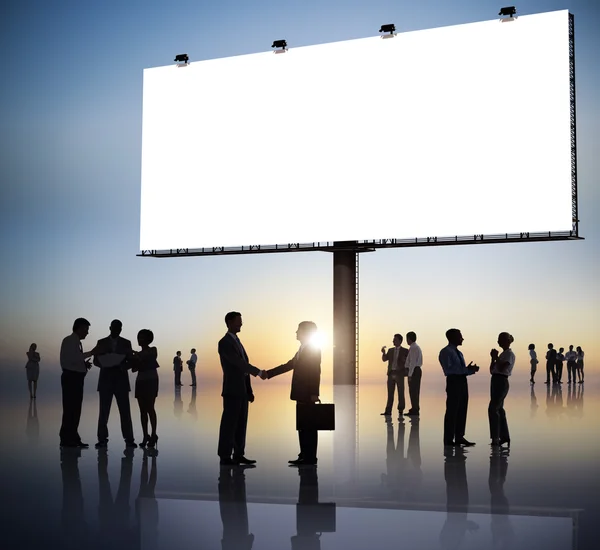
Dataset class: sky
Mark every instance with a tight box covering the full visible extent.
[1,0,599,386]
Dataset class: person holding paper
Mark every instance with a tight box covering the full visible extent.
[93,320,136,449]
[262,321,321,466]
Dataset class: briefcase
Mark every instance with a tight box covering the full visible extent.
[296,402,335,431]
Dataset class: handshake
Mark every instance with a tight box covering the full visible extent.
[257,370,269,380]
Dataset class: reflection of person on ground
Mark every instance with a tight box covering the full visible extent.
[188,386,197,419]
[93,320,136,449]
[380,334,408,417]
[574,383,584,417]
[292,466,322,550]
[97,447,134,545]
[173,386,183,419]
[130,329,160,448]
[528,344,538,384]
[26,343,40,398]
[217,312,265,466]
[555,347,565,384]
[218,465,255,550]
[440,446,478,549]
[488,333,515,448]
[545,383,564,419]
[173,351,183,387]
[489,448,514,549]
[564,345,577,384]
[59,318,98,448]
[26,397,40,444]
[263,321,321,466]
[60,447,88,548]
[545,343,557,385]
[529,385,539,418]
[187,348,198,387]
[136,448,159,550]
[576,346,584,384]
[439,329,479,447]
[404,332,423,417]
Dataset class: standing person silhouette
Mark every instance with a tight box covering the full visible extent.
[173,351,183,387]
[93,320,136,449]
[59,318,98,448]
[576,346,584,383]
[545,343,557,384]
[564,345,577,384]
[555,347,565,384]
[528,344,538,384]
[187,348,197,387]
[380,334,408,417]
[488,333,515,447]
[25,343,40,398]
[130,329,160,448]
[438,328,480,447]
[404,332,423,417]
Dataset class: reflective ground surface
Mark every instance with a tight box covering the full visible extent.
[1,370,598,550]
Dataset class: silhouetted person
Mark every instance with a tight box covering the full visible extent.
[439,328,479,447]
[488,332,515,448]
[576,346,584,383]
[136,448,159,550]
[173,350,183,386]
[25,343,40,398]
[489,448,514,548]
[380,334,408,416]
[440,446,478,549]
[93,320,136,449]
[60,447,88,549]
[382,417,407,491]
[529,385,539,418]
[565,345,577,384]
[188,386,198,419]
[173,386,183,419]
[130,329,160,448]
[217,312,264,466]
[97,447,134,546]
[264,321,322,466]
[528,343,538,384]
[545,343,557,384]
[59,318,98,448]
[555,347,565,384]
[187,348,198,387]
[26,397,39,445]
[218,466,254,550]
[405,331,423,417]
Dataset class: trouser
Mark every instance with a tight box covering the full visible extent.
[385,373,406,413]
[408,367,422,413]
[566,361,576,381]
[60,370,86,444]
[189,367,197,385]
[488,374,510,442]
[444,375,468,444]
[97,389,135,443]
[218,396,249,459]
[174,370,182,385]
[297,402,318,461]
[556,362,563,382]
[546,362,555,383]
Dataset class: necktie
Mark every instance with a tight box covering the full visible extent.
[79,341,83,353]
[235,335,248,361]
[456,348,466,369]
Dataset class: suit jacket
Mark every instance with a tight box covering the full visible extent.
[93,336,133,393]
[266,346,321,403]
[218,333,260,398]
[383,346,408,376]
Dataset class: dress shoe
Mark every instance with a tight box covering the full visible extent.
[404,411,419,416]
[220,458,239,466]
[95,440,108,449]
[456,438,475,446]
[380,412,391,416]
[125,440,138,448]
[289,458,317,466]
[233,456,256,465]
[76,441,90,448]
[289,455,303,463]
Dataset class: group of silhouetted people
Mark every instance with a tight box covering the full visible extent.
[528,343,584,385]
[172,348,198,387]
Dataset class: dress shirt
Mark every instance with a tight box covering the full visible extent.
[491,348,515,376]
[405,342,423,377]
[189,352,197,366]
[228,332,249,375]
[438,344,474,376]
[391,347,400,370]
[60,333,87,373]
[564,351,577,362]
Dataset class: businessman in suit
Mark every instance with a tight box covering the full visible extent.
[217,311,265,466]
[381,334,409,416]
[263,321,322,466]
[93,320,136,448]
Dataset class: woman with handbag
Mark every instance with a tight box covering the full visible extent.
[263,321,321,466]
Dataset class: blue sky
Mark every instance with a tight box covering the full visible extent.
[1,0,599,383]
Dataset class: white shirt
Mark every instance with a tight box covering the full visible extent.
[492,348,515,376]
[564,350,577,362]
[60,333,87,373]
[405,342,423,377]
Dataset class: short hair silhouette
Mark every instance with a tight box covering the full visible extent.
[548,343,554,349]
[394,333,403,342]
[138,329,154,344]
[407,331,417,342]
[446,328,461,341]
[559,347,564,353]
[191,348,196,353]
[110,319,122,328]
[528,343,535,350]
[225,311,241,325]
[176,350,181,355]
[73,318,90,332]
[298,321,317,333]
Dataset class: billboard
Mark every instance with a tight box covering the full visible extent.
[140,10,573,251]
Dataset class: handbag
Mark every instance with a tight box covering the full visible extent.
[296,400,335,431]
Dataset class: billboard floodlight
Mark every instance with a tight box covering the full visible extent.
[499,7,517,18]
[379,23,396,38]
[174,54,189,66]
[272,39,288,53]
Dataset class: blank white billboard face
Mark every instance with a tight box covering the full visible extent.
[140,10,572,250]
